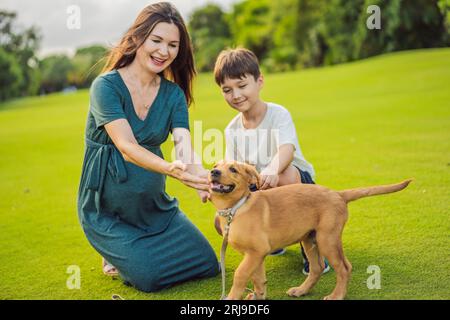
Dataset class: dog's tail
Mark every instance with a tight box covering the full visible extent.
[338,179,413,203]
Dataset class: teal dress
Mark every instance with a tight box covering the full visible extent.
[77,70,219,292]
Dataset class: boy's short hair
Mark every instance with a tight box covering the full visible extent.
[214,48,261,85]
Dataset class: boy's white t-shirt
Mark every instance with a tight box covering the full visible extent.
[225,102,315,179]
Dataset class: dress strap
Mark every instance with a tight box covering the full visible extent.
[84,138,128,213]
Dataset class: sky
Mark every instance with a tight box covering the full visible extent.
[1,0,238,57]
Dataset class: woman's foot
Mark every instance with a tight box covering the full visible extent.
[102,258,119,276]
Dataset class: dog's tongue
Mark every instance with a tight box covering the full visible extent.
[211,181,226,190]
[211,181,222,188]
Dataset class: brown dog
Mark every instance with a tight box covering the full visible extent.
[208,160,412,300]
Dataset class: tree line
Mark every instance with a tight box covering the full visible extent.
[0,10,107,102]
[0,0,448,102]
[190,0,449,72]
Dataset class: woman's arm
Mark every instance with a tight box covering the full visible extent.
[104,119,209,190]
[172,128,207,175]
[172,128,210,202]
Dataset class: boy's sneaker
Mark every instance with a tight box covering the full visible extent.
[302,258,331,275]
[269,248,286,256]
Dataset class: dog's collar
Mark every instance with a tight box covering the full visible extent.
[216,195,249,225]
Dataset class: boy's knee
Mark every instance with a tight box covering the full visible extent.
[278,165,301,186]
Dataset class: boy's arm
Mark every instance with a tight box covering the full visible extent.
[260,108,298,189]
[263,144,295,175]
[260,144,295,189]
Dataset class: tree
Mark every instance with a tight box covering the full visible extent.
[437,0,450,44]
[67,45,107,88]
[321,0,366,65]
[294,0,328,67]
[353,0,448,60]
[0,10,41,98]
[189,4,231,72]
[0,47,23,101]
[39,55,74,94]
[265,0,328,71]
[227,0,272,60]
[263,0,299,72]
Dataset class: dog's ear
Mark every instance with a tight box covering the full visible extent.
[243,163,260,189]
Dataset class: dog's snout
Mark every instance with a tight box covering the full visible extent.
[210,169,221,177]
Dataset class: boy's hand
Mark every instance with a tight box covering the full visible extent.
[260,173,279,190]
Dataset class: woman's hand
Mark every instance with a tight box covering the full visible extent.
[167,160,210,191]
[187,165,210,203]
[170,128,211,200]
[197,189,210,203]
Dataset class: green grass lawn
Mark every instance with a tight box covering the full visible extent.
[0,48,449,300]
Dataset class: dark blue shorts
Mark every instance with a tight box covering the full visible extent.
[296,167,315,184]
[249,167,315,191]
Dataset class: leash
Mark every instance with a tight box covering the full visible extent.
[217,195,249,300]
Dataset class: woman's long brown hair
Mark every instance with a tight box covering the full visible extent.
[102,2,196,106]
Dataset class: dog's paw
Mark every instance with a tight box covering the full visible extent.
[245,292,266,300]
[323,294,344,300]
[245,293,257,300]
[286,286,308,297]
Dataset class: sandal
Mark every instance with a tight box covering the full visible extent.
[102,258,119,276]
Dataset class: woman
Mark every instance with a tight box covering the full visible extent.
[77,2,219,293]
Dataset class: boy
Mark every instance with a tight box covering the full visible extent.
[213,48,329,275]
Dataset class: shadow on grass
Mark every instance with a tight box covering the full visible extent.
[90,244,423,300]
